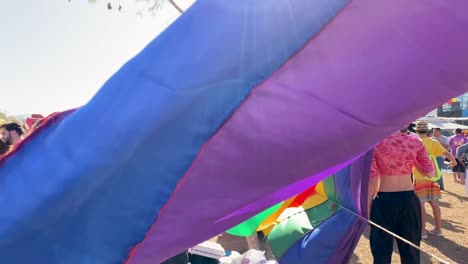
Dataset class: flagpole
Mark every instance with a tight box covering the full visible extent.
[168,0,184,14]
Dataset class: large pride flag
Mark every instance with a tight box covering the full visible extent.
[1,0,468,263]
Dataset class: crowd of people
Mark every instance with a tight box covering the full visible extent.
[369,121,468,264]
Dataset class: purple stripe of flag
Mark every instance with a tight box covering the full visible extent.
[128,0,468,262]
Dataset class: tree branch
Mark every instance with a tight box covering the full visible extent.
[75,0,185,14]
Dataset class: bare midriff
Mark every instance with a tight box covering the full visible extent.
[378,174,414,192]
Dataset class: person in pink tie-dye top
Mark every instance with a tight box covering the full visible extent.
[369,130,434,264]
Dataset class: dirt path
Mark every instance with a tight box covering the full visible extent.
[351,173,468,264]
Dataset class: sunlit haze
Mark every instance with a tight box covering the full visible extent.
[0,0,194,116]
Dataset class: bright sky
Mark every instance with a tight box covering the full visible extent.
[0,0,194,116]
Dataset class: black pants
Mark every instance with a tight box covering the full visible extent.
[370,191,421,264]
[161,252,188,264]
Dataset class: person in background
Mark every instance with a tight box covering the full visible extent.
[449,128,468,183]
[455,142,468,186]
[432,128,450,190]
[414,122,456,238]
[0,122,24,145]
[369,129,435,264]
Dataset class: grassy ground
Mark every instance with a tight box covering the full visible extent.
[351,173,468,264]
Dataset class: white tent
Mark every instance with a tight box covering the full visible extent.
[426,121,468,130]
[418,117,468,131]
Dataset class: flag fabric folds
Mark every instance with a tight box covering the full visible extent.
[1,0,468,263]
